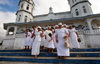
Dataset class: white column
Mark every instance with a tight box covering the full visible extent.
[14,26,18,35]
[6,26,10,35]
[86,19,93,33]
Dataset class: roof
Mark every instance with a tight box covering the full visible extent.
[33,11,71,17]
[4,13,100,30]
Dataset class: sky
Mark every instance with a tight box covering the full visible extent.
[0,0,100,39]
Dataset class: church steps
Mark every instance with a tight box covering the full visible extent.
[0,53,100,57]
[0,48,100,52]
[0,61,52,64]
[0,49,100,63]
[0,57,100,64]
[0,56,100,60]
[2,51,100,53]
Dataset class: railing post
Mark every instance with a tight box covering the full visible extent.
[86,19,93,34]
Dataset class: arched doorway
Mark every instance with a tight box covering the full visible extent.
[8,27,15,35]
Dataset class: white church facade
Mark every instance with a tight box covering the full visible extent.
[2,0,100,49]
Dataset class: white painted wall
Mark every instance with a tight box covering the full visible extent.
[16,0,34,23]
[2,38,15,49]
[33,12,73,21]
[71,2,93,17]
[14,34,25,49]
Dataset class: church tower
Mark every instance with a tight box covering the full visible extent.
[16,0,34,22]
[68,0,93,17]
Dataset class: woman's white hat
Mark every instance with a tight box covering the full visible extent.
[37,26,41,28]
[58,22,62,25]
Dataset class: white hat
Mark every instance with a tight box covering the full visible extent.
[47,26,51,28]
[58,22,62,25]
[63,24,67,26]
[55,25,58,27]
[37,26,41,28]
[63,24,69,27]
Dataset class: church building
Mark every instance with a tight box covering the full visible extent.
[2,0,100,49]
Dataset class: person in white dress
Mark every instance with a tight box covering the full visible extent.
[44,26,52,48]
[56,23,70,59]
[41,28,46,49]
[30,26,36,48]
[53,25,58,48]
[31,26,43,58]
[24,29,31,50]
[47,28,55,53]
[69,25,80,49]
[52,29,57,48]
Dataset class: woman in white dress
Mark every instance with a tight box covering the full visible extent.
[52,29,57,48]
[30,26,37,49]
[69,25,80,49]
[56,23,70,59]
[30,26,36,48]
[47,32,55,53]
[44,26,52,48]
[31,26,43,58]
[41,28,46,49]
[24,29,31,50]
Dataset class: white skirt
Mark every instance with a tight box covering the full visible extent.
[40,37,45,46]
[47,40,55,48]
[31,40,41,55]
[24,37,31,46]
[56,39,70,56]
[44,40,49,48]
[70,36,80,48]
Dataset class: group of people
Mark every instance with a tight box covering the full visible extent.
[24,22,80,59]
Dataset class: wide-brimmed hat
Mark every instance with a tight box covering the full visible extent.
[58,22,62,25]
[37,26,41,29]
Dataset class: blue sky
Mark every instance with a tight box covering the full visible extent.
[0,0,19,12]
[0,0,100,15]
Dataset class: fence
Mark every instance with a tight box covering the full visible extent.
[78,29,100,48]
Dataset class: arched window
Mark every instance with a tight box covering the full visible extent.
[75,9,79,16]
[26,5,29,10]
[83,6,87,13]
[30,19,32,22]
[18,15,21,22]
[21,4,23,9]
[24,16,27,22]
[8,27,15,35]
[31,7,33,12]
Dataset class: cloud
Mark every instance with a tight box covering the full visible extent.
[33,0,70,15]
[89,0,100,14]
[0,11,16,38]
[0,0,11,5]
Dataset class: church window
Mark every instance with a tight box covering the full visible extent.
[83,6,87,13]
[26,5,29,10]
[31,8,33,12]
[30,19,32,22]
[18,15,21,22]
[8,27,14,35]
[24,16,27,22]
[21,4,23,9]
[75,9,79,16]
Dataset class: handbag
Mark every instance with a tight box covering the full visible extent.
[64,38,71,48]
[78,38,81,42]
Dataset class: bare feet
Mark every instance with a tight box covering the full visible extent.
[63,56,67,59]
[34,55,38,59]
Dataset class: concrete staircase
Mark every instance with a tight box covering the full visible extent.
[0,48,100,64]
